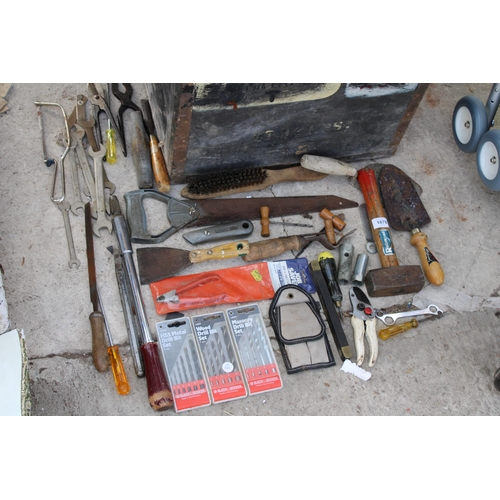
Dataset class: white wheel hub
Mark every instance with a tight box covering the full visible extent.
[478,140,499,180]
[455,106,473,144]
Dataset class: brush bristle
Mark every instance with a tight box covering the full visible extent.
[186,167,268,195]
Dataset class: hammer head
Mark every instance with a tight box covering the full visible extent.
[365,265,425,297]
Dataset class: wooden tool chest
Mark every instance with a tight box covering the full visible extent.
[146,83,429,184]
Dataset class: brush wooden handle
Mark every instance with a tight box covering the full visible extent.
[150,135,171,192]
[410,229,444,286]
[180,165,327,199]
[189,241,250,263]
[357,168,399,268]
[242,235,305,261]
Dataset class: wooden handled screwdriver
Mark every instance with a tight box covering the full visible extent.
[142,99,171,192]
[85,202,109,372]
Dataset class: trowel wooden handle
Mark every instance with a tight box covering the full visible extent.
[410,230,444,286]
[189,240,251,263]
[260,206,270,237]
[242,235,303,261]
[357,168,399,268]
[150,135,171,192]
[89,311,110,372]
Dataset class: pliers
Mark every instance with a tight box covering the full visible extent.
[87,83,126,157]
[349,286,378,367]
[111,83,143,157]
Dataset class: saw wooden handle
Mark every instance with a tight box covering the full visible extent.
[357,168,399,268]
[189,241,250,263]
[150,136,170,192]
[242,235,303,261]
[410,230,444,286]
[260,206,270,237]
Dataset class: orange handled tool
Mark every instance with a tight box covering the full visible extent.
[98,291,130,395]
[142,99,171,192]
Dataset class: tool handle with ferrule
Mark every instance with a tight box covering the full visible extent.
[357,168,399,268]
[319,207,346,231]
[410,230,444,286]
[108,345,130,395]
[140,342,173,411]
[242,235,304,261]
[378,319,418,340]
[189,241,250,263]
[150,135,171,192]
[260,206,270,237]
[89,311,110,372]
[323,218,336,244]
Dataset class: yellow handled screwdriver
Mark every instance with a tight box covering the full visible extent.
[378,312,445,341]
[378,319,419,340]
[106,119,117,164]
[98,290,130,395]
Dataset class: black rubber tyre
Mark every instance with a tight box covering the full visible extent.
[477,129,500,191]
[452,95,489,153]
[494,367,500,392]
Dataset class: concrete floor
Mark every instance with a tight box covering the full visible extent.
[2,83,500,417]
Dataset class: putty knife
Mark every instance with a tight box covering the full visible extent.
[137,241,250,285]
[378,164,444,286]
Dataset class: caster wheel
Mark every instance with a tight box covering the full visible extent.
[477,129,500,191]
[452,95,489,153]
[494,367,500,392]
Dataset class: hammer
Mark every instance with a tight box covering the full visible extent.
[357,168,424,297]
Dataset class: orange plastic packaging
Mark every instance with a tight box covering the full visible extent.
[149,258,316,314]
[150,262,275,314]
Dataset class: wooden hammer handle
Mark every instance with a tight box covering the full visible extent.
[357,168,399,268]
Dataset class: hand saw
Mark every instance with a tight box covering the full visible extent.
[124,189,359,244]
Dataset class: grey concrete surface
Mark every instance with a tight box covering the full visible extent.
[1,83,500,416]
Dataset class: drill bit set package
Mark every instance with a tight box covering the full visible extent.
[226,304,283,395]
[157,305,283,411]
[191,311,248,404]
[156,318,211,412]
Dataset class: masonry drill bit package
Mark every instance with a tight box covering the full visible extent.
[156,317,211,412]
[226,304,283,395]
[191,311,248,403]
[150,258,316,314]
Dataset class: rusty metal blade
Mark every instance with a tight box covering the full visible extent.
[193,195,358,227]
[378,164,430,232]
[137,247,192,285]
[85,202,99,311]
